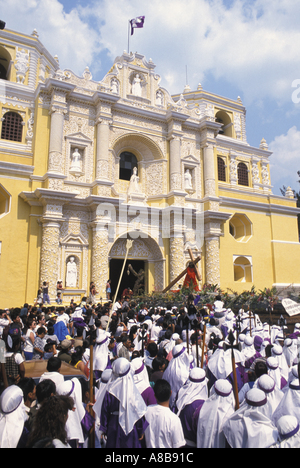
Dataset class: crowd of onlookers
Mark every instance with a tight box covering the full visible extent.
[0,294,300,448]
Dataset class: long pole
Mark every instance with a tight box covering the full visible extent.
[128,20,130,53]
[195,326,199,368]
[231,349,240,411]
[106,239,133,332]
[88,344,95,448]
[201,324,206,369]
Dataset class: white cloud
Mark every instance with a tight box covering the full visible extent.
[0,0,100,76]
[2,0,300,103]
[269,126,300,193]
[78,0,300,102]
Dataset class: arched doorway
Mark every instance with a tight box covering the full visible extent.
[109,235,165,298]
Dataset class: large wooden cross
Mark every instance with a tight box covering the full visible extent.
[162,248,201,293]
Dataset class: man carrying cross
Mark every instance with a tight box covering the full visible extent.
[183,262,200,291]
[163,248,201,293]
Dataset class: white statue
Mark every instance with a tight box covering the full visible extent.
[184,169,193,190]
[132,74,142,97]
[70,148,82,172]
[111,78,119,94]
[66,256,77,288]
[128,167,141,194]
[156,90,164,106]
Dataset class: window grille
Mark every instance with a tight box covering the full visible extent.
[237,162,249,186]
[1,112,23,142]
[217,157,226,182]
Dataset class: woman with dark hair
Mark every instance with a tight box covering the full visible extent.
[27,395,74,448]
[70,345,86,375]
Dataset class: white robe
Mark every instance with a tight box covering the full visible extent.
[162,344,190,409]
[197,379,235,448]
[223,388,278,448]
[144,405,185,449]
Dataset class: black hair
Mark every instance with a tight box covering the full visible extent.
[18,377,36,401]
[44,343,54,353]
[152,356,166,372]
[265,344,273,358]
[254,361,268,378]
[46,357,61,373]
[164,329,173,340]
[153,379,171,403]
[147,342,158,357]
[131,350,141,360]
[36,379,56,404]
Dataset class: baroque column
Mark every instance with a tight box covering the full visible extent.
[96,118,111,180]
[203,143,216,197]
[169,136,182,191]
[204,236,220,286]
[45,80,75,175]
[48,106,66,173]
[40,220,61,299]
[169,209,185,284]
[91,220,109,298]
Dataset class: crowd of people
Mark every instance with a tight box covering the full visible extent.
[0,292,300,448]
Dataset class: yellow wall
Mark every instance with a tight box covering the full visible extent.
[218,207,300,293]
[0,177,37,307]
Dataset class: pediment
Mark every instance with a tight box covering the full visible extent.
[182,154,200,165]
[60,232,89,246]
[65,132,93,144]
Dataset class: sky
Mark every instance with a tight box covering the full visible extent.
[1,0,300,196]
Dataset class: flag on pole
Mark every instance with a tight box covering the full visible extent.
[130,16,145,35]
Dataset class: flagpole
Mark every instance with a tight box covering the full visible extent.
[128,20,130,53]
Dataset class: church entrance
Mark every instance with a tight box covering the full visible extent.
[109,259,145,300]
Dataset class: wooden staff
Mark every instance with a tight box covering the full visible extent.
[162,256,201,293]
[195,326,200,368]
[201,324,206,369]
[226,331,240,411]
[106,239,133,332]
[88,344,95,449]
[185,317,190,355]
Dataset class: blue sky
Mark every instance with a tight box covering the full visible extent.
[1,0,300,196]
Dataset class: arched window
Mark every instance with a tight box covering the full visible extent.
[234,256,253,283]
[119,151,138,181]
[1,112,23,142]
[237,162,249,186]
[0,62,7,80]
[0,46,12,81]
[217,157,226,182]
[215,110,233,137]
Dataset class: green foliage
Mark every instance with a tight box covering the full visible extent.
[131,284,297,312]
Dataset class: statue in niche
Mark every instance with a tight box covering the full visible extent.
[184,169,193,190]
[111,78,119,94]
[128,167,142,194]
[70,148,82,173]
[66,256,77,288]
[132,74,142,97]
[156,90,164,106]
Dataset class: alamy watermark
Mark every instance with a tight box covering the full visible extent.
[292,79,300,104]
[95,200,205,249]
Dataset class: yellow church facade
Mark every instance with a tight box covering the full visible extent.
[0,27,299,307]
